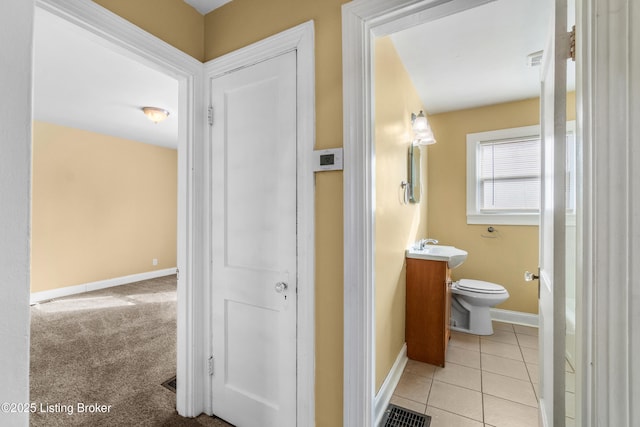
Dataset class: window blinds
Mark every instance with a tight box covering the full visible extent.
[479,137,541,212]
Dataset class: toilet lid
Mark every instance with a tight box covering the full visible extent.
[457,279,506,294]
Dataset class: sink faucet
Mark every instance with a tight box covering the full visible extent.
[418,238,439,249]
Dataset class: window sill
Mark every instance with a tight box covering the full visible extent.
[466,213,539,226]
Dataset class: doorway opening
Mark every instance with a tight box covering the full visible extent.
[30,0,203,418]
[343,0,579,425]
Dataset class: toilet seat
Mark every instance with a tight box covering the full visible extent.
[456,279,506,294]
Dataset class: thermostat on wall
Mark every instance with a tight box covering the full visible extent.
[313,148,343,172]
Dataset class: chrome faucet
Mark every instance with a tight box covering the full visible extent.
[418,238,439,249]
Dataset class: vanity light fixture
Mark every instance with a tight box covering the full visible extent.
[142,106,170,124]
[411,110,436,145]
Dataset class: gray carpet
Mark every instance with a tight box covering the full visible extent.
[30,276,231,426]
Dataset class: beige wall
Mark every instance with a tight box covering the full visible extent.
[75,2,347,424]
[206,2,348,425]
[374,37,428,391]
[427,94,576,314]
[93,0,205,61]
[81,1,577,422]
[31,121,177,293]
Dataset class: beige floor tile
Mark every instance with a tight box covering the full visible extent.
[480,339,523,361]
[449,331,481,352]
[483,394,539,427]
[532,382,540,401]
[492,321,515,332]
[446,345,481,369]
[516,333,539,349]
[526,363,539,384]
[521,346,538,364]
[427,381,483,422]
[481,330,518,346]
[513,324,538,336]
[390,395,426,414]
[481,353,529,381]
[425,406,483,427]
[566,359,575,373]
[566,391,576,418]
[394,372,431,404]
[433,362,481,391]
[405,359,437,378]
[566,371,575,393]
[482,371,538,407]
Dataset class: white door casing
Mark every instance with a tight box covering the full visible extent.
[204,21,315,427]
[209,51,297,427]
[539,0,568,425]
[341,1,501,425]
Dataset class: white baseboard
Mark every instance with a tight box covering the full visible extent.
[490,308,539,328]
[30,268,177,305]
[374,343,408,427]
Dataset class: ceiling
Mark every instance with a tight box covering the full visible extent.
[183,0,231,15]
[33,8,179,149]
[390,0,576,114]
[33,0,575,150]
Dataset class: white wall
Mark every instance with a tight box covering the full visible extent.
[0,1,33,425]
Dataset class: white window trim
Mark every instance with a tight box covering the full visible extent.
[466,125,541,226]
[466,122,575,226]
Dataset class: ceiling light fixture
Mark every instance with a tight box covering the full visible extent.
[411,110,436,145]
[142,106,170,123]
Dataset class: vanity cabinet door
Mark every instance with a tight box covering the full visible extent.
[406,258,449,367]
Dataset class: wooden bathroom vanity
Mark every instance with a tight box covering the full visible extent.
[405,257,451,367]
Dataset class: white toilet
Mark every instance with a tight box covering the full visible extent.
[450,279,509,335]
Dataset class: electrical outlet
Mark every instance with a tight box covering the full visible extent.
[152,258,158,266]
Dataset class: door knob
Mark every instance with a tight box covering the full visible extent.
[524,271,540,281]
[275,282,288,293]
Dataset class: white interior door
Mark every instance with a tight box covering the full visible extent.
[210,51,297,427]
[539,0,568,425]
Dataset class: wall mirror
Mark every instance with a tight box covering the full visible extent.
[408,144,421,203]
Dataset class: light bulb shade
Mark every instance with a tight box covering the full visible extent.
[417,135,437,146]
[142,106,170,123]
[411,110,429,132]
[411,110,436,145]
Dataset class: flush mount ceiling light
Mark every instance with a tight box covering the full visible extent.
[411,110,436,145]
[142,106,170,124]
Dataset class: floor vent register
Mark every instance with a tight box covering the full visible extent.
[381,404,431,427]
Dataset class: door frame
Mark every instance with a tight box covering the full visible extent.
[579,0,640,426]
[203,21,316,426]
[342,1,499,424]
[35,0,206,417]
[341,0,601,426]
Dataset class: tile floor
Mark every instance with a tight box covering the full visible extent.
[390,321,545,427]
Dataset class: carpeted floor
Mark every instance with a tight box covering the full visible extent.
[30,276,232,426]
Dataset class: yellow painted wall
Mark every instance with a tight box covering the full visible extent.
[31,121,177,293]
[426,93,576,314]
[75,1,579,422]
[205,2,348,424]
[374,37,428,392]
[93,0,205,61]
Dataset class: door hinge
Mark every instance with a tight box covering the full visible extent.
[207,106,214,126]
[208,355,214,376]
[568,25,576,62]
[176,268,180,280]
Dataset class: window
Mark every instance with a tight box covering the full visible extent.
[466,122,575,225]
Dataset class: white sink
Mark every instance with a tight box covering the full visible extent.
[406,245,468,269]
